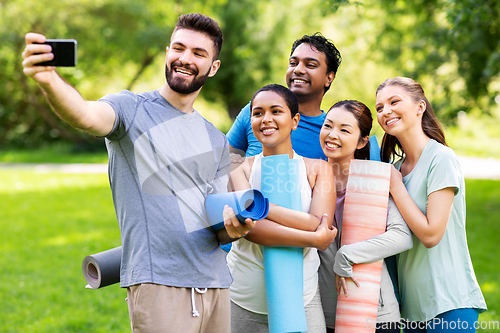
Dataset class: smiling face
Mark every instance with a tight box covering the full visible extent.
[165,29,220,95]
[285,43,334,100]
[320,106,367,162]
[375,85,425,137]
[250,91,299,151]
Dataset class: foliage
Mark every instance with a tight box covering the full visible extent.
[205,0,291,118]
[445,0,500,100]
[0,0,226,147]
[207,0,339,118]
[0,0,335,146]
[321,0,362,13]
[371,0,500,121]
[1,0,499,148]
[1,0,175,147]
[446,108,500,158]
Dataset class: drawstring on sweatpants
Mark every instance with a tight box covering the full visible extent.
[191,287,208,317]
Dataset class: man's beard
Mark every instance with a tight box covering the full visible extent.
[165,61,211,95]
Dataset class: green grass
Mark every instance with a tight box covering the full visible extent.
[0,170,498,332]
[465,179,500,331]
[0,170,128,332]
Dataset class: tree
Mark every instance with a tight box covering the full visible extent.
[1,0,332,147]
[372,0,500,120]
[0,0,207,147]
[204,0,339,118]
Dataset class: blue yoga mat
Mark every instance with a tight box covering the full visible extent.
[369,135,381,162]
[206,189,269,231]
[261,154,307,333]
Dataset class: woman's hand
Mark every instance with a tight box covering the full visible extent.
[223,205,255,239]
[229,153,246,173]
[313,214,337,250]
[335,273,360,297]
[388,163,454,248]
[389,164,404,195]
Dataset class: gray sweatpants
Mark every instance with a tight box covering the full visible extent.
[230,288,326,333]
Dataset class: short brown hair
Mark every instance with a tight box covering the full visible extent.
[174,13,223,59]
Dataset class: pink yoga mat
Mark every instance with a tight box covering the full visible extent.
[335,160,391,333]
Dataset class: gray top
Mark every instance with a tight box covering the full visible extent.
[319,196,413,326]
[100,89,232,289]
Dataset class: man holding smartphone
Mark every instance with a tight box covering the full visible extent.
[22,13,253,333]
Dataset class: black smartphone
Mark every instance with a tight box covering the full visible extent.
[35,39,77,67]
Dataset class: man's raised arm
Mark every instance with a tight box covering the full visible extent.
[22,33,116,137]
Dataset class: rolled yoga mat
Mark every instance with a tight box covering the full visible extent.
[82,246,122,289]
[206,189,270,231]
[82,191,269,288]
[261,154,307,333]
[335,159,391,333]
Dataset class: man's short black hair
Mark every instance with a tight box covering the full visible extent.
[174,13,223,59]
[291,33,342,92]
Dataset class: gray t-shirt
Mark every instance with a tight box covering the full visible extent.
[100,89,232,289]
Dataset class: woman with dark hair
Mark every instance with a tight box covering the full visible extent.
[375,77,487,332]
[225,84,338,333]
[318,100,413,333]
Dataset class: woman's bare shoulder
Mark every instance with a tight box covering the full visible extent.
[303,157,331,174]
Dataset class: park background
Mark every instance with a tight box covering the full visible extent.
[0,0,499,332]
